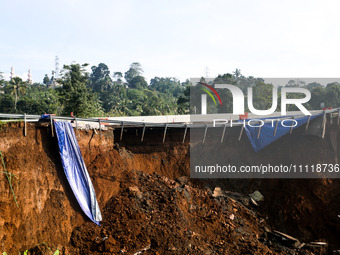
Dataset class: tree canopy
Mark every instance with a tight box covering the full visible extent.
[0,63,339,116]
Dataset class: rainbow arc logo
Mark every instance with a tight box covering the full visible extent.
[198,82,222,106]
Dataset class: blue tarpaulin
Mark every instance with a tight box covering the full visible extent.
[54,121,102,225]
[241,114,322,152]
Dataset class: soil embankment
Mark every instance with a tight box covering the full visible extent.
[0,121,339,254]
[0,122,189,254]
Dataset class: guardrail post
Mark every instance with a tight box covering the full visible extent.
[24,113,27,137]
[162,124,167,143]
[75,117,79,138]
[273,120,279,136]
[50,116,54,137]
[141,123,146,142]
[203,125,208,143]
[182,125,187,144]
[257,122,261,139]
[330,113,333,124]
[99,119,101,139]
[221,123,227,143]
[238,126,244,141]
[305,115,311,131]
[289,117,295,134]
[120,121,124,141]
[322,112,326,139]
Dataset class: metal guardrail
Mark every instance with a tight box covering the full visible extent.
[0,109,339,128]
[0,109,338,142]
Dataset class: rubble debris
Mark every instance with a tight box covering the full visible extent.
[250,197,259,207]
[264,227,271,232]
[71,170,293,254]
[310,242,327,246]
[304,242,328,254]
[269,230,301,248]
[176,176,190,185]
[249,190,264,202]
[297,242,305,249]
[128,186,143,199]
[212,187,225,197]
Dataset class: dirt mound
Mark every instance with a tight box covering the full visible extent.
[71,169,271,254]
[71,169,333,255]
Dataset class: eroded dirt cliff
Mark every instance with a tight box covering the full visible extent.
[0,121,339,254]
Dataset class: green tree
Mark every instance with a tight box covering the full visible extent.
[90,63,112,92]
[0,94,15,113]
[214,73,237,113]
[305,82,322,91]
[20,83,63,114]
[113,72,123,82]
[60,63,104,117]
[309,86,326,110]
[233,68,242,78]
[129,75,148,89]
[325,82,340,108]
[0,72,5,86]
[124,62,143,84]
[177,84,190,114]
[6,77,27,110]
[149,77,183,97]
[43,74,50,85]
[248,81,277,112]
[0,72,6,93]
[101,82,127,115]
[285,79,306,87]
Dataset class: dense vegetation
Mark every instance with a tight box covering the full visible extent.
[0,64,339,117]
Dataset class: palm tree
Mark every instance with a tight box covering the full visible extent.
[233,68,241,78]
[7,77,27,110]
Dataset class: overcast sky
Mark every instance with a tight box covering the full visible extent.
[1,0,340,84]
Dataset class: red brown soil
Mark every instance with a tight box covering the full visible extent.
[0,121,339,254]
[71,171,271,255]
[0,123,190,254]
